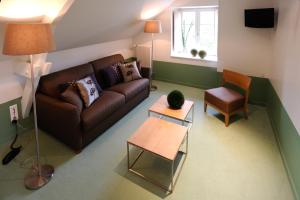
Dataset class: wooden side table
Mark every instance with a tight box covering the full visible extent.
[148,95,194,130]
[127,117,188,193]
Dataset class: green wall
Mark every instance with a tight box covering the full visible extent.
[267,82,300,200]
[153,60,221,89]
[0,98,33,145]
[153,60,269,105]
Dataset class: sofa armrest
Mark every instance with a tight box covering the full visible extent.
[141,67,151,79]
[36,93,83,151]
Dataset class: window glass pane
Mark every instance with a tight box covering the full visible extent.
[199,25,215,42]
[200,10,215,25]
[182,11,195,25]
[172,7,218,58]
[173,10,196,53]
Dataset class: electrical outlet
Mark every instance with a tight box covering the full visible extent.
[9,104,18,122]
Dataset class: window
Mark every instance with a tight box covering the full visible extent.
[172,6,218,61]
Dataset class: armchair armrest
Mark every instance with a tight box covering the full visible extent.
[36,93,83,151]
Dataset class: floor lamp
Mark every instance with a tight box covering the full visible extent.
[144,20,162,91]
[3,23,55,190]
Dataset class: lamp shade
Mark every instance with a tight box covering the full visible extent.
[3,23,55,55]
[144,20,162,33]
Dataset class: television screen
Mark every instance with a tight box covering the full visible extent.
[245,8,274,28]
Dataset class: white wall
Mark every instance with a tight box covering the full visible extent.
[0,60,24,104]
[0,38,134,104]
[271,0,300,134]
[47,38,134,73]
[218,0,273,77]
[134,0,274,76]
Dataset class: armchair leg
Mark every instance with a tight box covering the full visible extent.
[225,114,230,127]
[204,102,208,112]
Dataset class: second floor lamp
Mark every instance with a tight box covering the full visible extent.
[144,20,162,91]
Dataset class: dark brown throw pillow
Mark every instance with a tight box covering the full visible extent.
[102,63,123,87]
[60,86,83,112]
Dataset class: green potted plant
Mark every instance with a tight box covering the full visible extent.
[167,90,185,110]
[198,50,207,59]
[190,49,198,57]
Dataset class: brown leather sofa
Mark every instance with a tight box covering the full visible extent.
[36,54,150,152]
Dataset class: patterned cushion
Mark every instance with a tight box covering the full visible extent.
[119,61,142,82]
[90,73,102,92]
[125,60,141,72]
[58,74,101,93]
[60,85,83,112]
[76,76,102,107]
[102,63,122,87]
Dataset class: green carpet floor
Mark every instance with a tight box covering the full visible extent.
[0,81,295,200]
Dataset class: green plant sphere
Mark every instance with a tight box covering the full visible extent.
[198,50,207,59]
[190,49,198,57]
[167,90,185,110]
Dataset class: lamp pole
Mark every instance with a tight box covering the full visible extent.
[24,55,54,190]
[151,33,157,91]
[29,55,41,177]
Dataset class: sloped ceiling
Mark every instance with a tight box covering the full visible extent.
[54,0,174,50]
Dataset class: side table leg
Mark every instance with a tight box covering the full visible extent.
[186,131,189,154]
[127,143,130,170]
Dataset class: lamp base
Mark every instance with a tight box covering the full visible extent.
[150,85,158,91]
[24,164,54,190]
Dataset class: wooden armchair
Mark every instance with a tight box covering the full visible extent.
[204,69,252,127]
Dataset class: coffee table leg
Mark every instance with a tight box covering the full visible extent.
[127,142,130,169]
[170,159,174,193]
[192,104,195,124]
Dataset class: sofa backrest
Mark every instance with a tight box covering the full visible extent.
[39,63,94,98]
[90,54,124,88]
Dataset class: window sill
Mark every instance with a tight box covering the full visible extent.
[170,52,218,63]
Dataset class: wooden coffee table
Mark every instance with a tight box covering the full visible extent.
[127,117,188,193]
[148,95,194,129]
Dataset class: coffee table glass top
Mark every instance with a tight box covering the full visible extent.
[127,117,188,161]
[149,95,194,121]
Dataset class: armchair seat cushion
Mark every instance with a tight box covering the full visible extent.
[205,87,245,113]
[81,91,125,131]
[107,78,149,102]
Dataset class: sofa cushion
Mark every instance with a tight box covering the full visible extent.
[107,78,149,102]
[39,63,94,98]
[60,86,83,112]
[90,54,125,89]
[119,61,142,82]
[81,91,125,131]
[77,76,102,108]
[204,87,245,113]
[102,63,123,87]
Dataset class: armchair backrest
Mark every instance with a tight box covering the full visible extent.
[223,69,252,103]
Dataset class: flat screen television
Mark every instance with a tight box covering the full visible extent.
[245,8,274,28]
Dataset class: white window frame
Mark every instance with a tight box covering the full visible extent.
[171,6,219,62]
